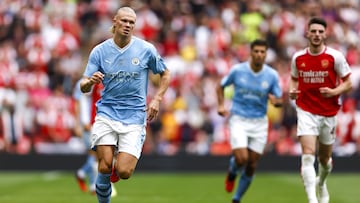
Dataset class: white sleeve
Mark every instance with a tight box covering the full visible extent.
[290,53,299,78]
[334,50,351,78]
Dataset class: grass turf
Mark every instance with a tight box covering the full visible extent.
[0,171,358,203]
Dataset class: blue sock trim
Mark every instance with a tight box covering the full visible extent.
[96,184,112,197]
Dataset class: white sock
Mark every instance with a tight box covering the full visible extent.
[77,169,86,179]
[318,158,333,186]
[301,154,317,202]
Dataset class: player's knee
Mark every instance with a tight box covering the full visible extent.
[301,154,315,167]
[235,156,248,166]
[318,157,332,169]
[118,167,134,179]
[98,160,112,174]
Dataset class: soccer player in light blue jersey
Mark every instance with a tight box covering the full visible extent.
[80,7,171,203]
[217,39,283,203]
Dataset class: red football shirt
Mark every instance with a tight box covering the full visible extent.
[91,83,104,124]
[291,47,351,116]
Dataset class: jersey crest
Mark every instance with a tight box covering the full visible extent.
[261,81,269,89]
[321,59,329,68]
[132,58,140,65]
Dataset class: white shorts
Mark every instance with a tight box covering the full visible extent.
[91,116,146,159]
[296,107,337,145]
[229,115,268,154]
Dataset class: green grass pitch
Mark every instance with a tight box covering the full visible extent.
[0,172,359,203]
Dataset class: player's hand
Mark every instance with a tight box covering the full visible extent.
[90,71,104,84]
[289,88,300,100]
[268,93,283,107]
[268,93,277,104]
[146,99,160,122]
[80,71,104,93]
[319,87,335,98]
[217,106,229,117]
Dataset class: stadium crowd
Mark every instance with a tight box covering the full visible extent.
[0,0,359,156]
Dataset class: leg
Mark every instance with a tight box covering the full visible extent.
[76,130,97,193]
[110,151,139,182]
[317,143,332,203]
[75,152,93,192]
[225,115,249,193]
[318,143,333,185]
[114,151,139,179]
[299,135,318,203]
[233,148,249,168]
[225,148,248,193]
[109,153,117,197]
[316,115,336,203]
[233,149,260,202]
[76,151,97,193]
[88,150,98,194]
[111,124,145,182]
[95,145,115,203]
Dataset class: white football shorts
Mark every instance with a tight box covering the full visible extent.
[296,107,337,145]
[91,116,146,159]
[229,115,268,154]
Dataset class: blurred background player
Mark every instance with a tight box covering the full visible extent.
[217,39,283,203]
[289,17,352,203]
[73,80,117,197]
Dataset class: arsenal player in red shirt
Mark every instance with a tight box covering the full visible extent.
[289,17,352,203]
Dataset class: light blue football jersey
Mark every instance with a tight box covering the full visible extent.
[83,37,167,125]
[221,61,282,118]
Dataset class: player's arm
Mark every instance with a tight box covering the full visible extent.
[289,55,301,100]
[339,75,353,93]
[153,68,171,102]
[216,81,228,117]
[147,68,171,122]
[289,76,300,100]
[319,74,352,98]
[80,71,104,93]
[268,93,283,108]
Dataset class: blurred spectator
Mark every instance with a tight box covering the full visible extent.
[0,86,31,154]
[334,98,360,156]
